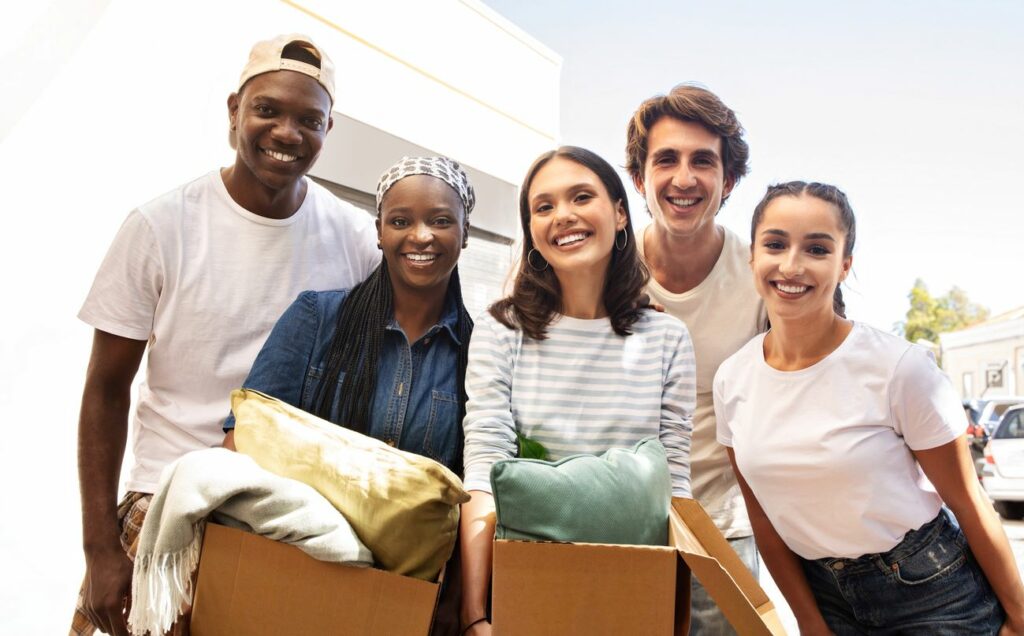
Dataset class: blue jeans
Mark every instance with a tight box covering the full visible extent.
[690,535,759,635]
[799,511,1005,635]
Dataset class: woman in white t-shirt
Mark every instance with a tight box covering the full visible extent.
[714,181,1024,635]
[458,147,695,636]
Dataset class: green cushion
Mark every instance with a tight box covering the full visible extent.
[490,437,670,546]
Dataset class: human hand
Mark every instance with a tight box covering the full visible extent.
[797,616,834,636]
[82,544,133,636]
[635,293,665,313]
[463,619,491,636]
[999,616,1024,636]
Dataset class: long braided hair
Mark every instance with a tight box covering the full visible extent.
[312,157,476,469]
[312,263,474,434]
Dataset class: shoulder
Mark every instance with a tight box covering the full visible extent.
[716,333,765,381]
[848,322,918,368]
[305,180,376,229]
[634,308,689,339]
[136,171,216,218]
[471,309,519,345]
[297,288,354,315]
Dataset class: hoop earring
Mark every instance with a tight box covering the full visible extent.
[527,248,549,271]
[614,228,628,251]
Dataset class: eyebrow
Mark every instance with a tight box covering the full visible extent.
[760,229,836,241]
[249,95,327,116]
[530,182,597,203]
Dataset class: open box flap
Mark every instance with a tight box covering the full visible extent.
[669,499,787,635]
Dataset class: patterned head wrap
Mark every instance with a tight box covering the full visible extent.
[375,156,476,217]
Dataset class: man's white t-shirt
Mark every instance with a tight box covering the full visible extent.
[79,170,380,493]
[637,225,765,539]
[714,322,963,559]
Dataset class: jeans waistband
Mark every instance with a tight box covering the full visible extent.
[806,510,952,574]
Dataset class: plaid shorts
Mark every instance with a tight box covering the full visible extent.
[70,492,189,636]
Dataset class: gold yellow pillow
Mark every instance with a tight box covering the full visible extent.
[230,388,469,581]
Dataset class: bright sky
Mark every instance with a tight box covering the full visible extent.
[487,0,1024,332]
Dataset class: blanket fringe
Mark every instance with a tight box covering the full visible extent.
[128,522,205,636]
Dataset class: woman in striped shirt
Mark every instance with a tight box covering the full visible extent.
[458,146,696,636]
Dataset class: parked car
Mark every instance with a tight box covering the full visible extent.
[982,404,1024,520]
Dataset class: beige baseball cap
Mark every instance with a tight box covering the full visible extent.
[238,34,335,102]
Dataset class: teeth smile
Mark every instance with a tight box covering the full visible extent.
[555,232,589,246]
[775,282,809,294]
[263,148,298,162]
[668,197,700,207]
[406,253,438,262]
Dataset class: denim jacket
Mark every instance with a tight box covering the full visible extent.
[225,288,465,471]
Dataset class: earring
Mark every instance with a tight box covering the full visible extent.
[614,228,628,251]
[527,248,549,271]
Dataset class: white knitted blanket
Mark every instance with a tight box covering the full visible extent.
[127,447,372,636]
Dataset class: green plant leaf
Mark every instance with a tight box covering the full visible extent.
[517,432,549,460]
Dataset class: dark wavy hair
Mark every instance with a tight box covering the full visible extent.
[489,146,649,340]
[625,83,749,209]
[750,181,856,317]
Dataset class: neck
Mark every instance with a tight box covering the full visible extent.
[555,267,608,320]
[220,165,307,220]
[392,282,449,344]
[763,309,853,371]
[644,222,725,293]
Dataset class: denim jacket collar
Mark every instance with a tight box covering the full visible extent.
[384,290,463,345]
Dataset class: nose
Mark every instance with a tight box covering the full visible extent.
[411,221,433,244]
[553,202,578,226]
[779,250,804,277]
[671,163,697,189]
[271,117,302,145]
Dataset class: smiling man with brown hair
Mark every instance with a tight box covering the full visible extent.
[71,35,379,636]
[626,84,766,635]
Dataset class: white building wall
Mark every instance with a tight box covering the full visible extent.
[941,315,1024,398]
[0,2,558,632]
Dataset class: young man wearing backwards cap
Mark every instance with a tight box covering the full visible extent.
[72,35,379,636]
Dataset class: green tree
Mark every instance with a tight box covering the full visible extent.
[897,279,989,344]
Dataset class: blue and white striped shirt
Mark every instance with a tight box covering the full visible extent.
[463,309,695,497]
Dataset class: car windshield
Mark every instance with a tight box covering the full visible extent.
[995,411,1024,439]
[986,402,1020,425]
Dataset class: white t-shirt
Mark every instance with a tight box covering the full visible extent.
[637,225,765,538]
[79,170,380,492]
[714,322,963,559]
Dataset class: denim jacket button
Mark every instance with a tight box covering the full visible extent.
[832,562,845,570]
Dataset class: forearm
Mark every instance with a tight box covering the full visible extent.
[750,514,828,631]
[916,438,1024,626]
[459,490,496,626]
[77,331,145,554]
[78,381,131,552]
[727,449,829,633]
[949,496,1024,621]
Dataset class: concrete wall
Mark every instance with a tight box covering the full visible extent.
[0,2,557,631]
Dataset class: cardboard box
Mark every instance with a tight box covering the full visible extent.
[491,498,787,635]
[190,523,441,635]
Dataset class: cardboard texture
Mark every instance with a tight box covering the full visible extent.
[190,524,440,636]
[492,498,787,635]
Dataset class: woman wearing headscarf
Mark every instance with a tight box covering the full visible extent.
[223,155,475,474]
